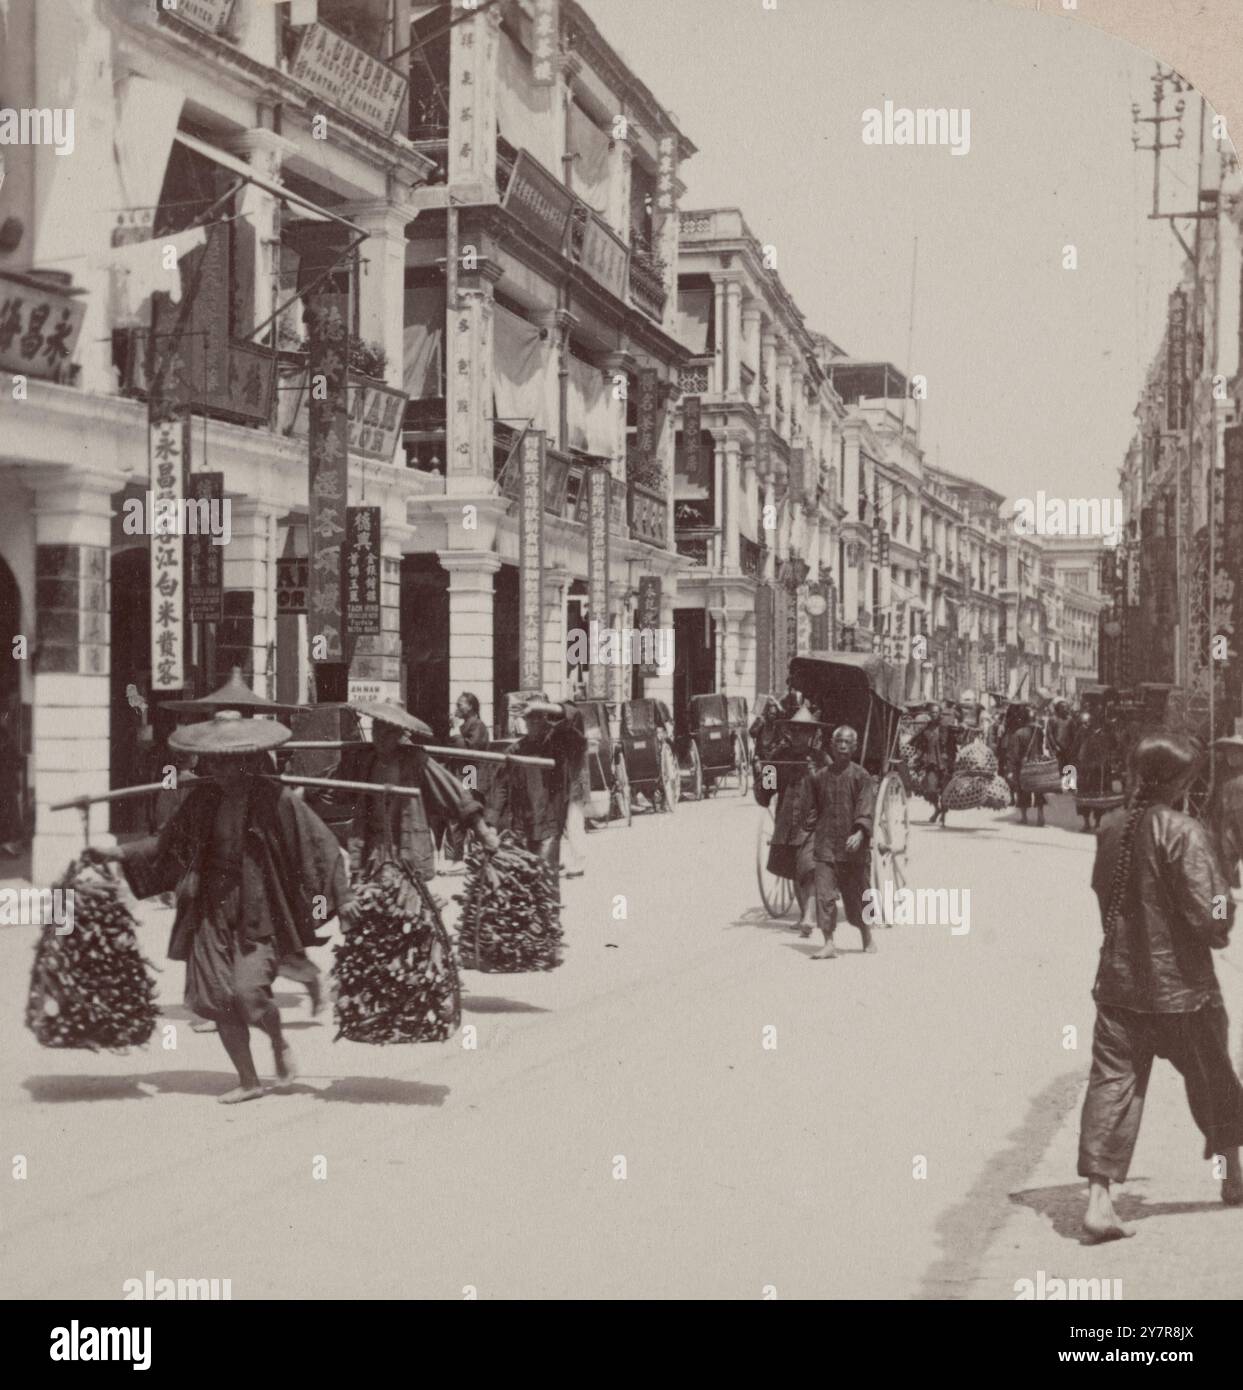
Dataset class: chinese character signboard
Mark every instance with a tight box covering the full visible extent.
[531,0,559,84]
[1221,426,1243,694]
[637,575,661,675]
[587,464,611,699]
[681,395,702,486]
[149,415,188,690]
[1167,289,1187,432]
[635,367,660,477]
[344,506,382,637]
[290,23,408,136]
[306,295,350,664]
[656,134,676,214]
[519,431,546,690]
[166,0,235,35]
[502,150,575,251]
[186,471,224,623]
[0,272,85,382]
[580,212,629,300]
[276,554,308,615]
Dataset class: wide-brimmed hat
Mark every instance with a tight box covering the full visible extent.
[162,667,302,716]
[349,700,434,739]
[784,706,829,728]
[168,709,290,755]
[1213,734,1243,751]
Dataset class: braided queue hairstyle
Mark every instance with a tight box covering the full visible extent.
[1100,734,1200,938]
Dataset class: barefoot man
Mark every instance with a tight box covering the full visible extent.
[805,725,877,960]
[91,711,349,1104]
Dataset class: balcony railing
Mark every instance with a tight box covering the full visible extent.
[628,250,667,323]
[628,482,668,548]
[678,358,712,394]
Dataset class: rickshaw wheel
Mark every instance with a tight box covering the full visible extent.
[869,771,909,924]
[757,802,796,918]
[681,741,704,801]
[658,740,679,813]
[611,752,632,827]
[734,735,751,796]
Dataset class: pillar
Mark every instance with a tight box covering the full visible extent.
[543,568,571,701]
[439,550,501,733]
[606,123,634,243]
[30,473,118,884]
[724,435,742,570]
[762,324,777,429]
[742,301,762,408]
[712,277,726,400]
[777,343,793,441]
[224,129,298,348]
[338,199,419,390]
[446,259,504,494]
[724,279,743,397]
[448,0,501,201]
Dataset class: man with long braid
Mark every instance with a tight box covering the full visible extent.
[1078,734,1243,1241]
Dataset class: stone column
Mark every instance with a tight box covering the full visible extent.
[608,581,634,703]
[607,123,634,243]
[712,277,727,400]
[338,199,419,391]
[645,587,677,710]
[535,308,575,451]
[842,542,861,623]
[843,431,861,518]
[349,522,406,703]
[724,279,743,397]
[776,343,793,441]
[438,550,500,734]
[740,448,758,543]
[761,473,777,580]
[543,568,571,701]
[761,324,778,429]
[224,128,298,347]
[30,472,119,884]
[723,435,742,570]
[742,301,762,407]
[712,435,727,571]
[446,259,503,494]
[448,0,500,201]
[221,498,280,695]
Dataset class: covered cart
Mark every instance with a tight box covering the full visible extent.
[678,692,751,800]
[755,652,910,921]
[573,699,631,827]
[619,698,680,813]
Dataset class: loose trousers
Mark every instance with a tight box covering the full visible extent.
[1077,1000,1243,1181]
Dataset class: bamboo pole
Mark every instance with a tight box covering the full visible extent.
[281,740,554,768]
[259,774,424,798]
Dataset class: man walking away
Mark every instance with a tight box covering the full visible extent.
[1078,734,1243,1240]
[443,692,491,872]
[804,725,877,960]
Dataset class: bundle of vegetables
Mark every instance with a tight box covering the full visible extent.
[332,858,461,1044]
[954,738,998,775]
[454,834,563,973]
[25,858,159,1050]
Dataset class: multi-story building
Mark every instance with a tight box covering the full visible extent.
[1040,536,1108,695]
[672,208,846,707]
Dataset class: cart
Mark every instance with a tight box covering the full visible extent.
[619,698,680,813]
[755,652,910,922]
[679,692,751,800]
[573,699,631,827]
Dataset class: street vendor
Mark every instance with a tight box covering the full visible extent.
[803,725,877,960]
[312,700,499,882]
[487,697,587,888]
[911,702,954,825]
[86,711,348,1105]
[756,705,829,938]
[1074,710,1118,832]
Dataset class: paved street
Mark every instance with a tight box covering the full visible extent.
[2,791,1240,1301]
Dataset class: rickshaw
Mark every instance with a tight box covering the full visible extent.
[678,692,752,800]
[573,699,631,827]
[619,697,680,813]
[755,652,911,922]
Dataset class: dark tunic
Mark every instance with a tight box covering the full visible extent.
[763,748,824,880]
[313,744,482,882]
[807,761,876,863]
[119,778,347,1023]
[489,706,587,842]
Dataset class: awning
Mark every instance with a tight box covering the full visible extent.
[173,130,365,234]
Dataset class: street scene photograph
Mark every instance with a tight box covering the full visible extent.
[2,0,1243,1338]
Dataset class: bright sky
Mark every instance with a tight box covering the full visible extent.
[580,0,1212,507]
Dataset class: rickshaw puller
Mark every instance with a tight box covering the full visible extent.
[804,725,877,960]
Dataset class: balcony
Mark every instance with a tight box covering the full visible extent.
[678,357,712,395]
[628,248,667,323]
[676,528,718,567]
[628,482,668,549]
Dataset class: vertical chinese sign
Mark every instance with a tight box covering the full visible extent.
[682,395,702,485]
[306,295,350,669]
[1167,289,1187,432]
[186,472,224,623]
[1222,426,1243,729]
[149,415,189,690]
[637,575,661,676]
[519,430,546,691]
[587,464,611,699]
[344,506,382,637]
[531,0,559,84]
[635,367,659,484]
